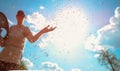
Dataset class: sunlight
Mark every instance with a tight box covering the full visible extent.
[48,7,89,50]
[44,7,90,61]
[27,7,90,61]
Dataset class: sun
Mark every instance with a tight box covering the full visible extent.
[42,7,90,61]
[27,6,90,62]
[48,7,89,49]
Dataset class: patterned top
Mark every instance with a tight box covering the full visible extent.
[0,25,33,64]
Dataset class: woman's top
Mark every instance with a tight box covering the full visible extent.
[0,24,33,64]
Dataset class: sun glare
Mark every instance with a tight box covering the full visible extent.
[44,7,89,60]
[48,7,89,49]
[28,7,90,61]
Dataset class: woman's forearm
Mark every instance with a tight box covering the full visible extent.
[30,31,44,43]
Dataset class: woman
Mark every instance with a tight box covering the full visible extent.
[0,10,56,70]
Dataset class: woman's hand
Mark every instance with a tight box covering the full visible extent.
[41,25,56,34]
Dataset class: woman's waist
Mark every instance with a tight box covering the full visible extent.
[4,44,24,51]
[5,41,24,49]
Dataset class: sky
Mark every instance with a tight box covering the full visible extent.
[0,0,120,71]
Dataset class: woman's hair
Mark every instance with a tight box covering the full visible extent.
[16,10,25,17]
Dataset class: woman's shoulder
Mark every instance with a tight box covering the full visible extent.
[9,25,30,31]
[23,26,29,30]
[10,25,27,28]
[10,25,17,29]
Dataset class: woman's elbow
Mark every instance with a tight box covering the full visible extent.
[28,39,35,43]
[27,37,37,43]
[29,38,37,43]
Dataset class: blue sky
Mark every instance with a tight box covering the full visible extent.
[0,0,120,71]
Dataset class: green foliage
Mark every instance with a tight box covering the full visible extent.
[18,61,27,70]
[97,50,120,71]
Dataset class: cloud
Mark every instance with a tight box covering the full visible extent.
[94,54,100,58]
[71,68,82,71]
[40,6,45,10]
[26,7,89,50]
[8,19,14,25]
[85,7,120,51]
[26,9,54,49]
[41,62,64,71]
[85,34,105,52]
[26,12,47,31]
[8,19,15,27]
[97,7,120,48]
[22,57,34,68]
[49,7,89,48]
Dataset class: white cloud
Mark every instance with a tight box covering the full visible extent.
[8,19,14,25]
[38,37,48,48]
[26,10,54,49]
[8,19,15,27]
[26,7,89,52]
[22,57,34,68]
[97,7,120,48]
[85,35,104,52]
[114,7,120,18]
[41,62,64,71]
[71,68,81,71]
[49,7,89,49]
[85,7,120,51]
[94,54,100,58]
[27,12,47,31]
[40,6,45,10]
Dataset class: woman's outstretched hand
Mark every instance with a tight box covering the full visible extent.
[41,25,56,34]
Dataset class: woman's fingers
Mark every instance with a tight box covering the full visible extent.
[43,25,56,33]
[49,27,56,31]
[52,27,56,30]
[46,25,50,28]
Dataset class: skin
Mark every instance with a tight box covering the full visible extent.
[16,10,56,43]
[0,11,57,70]
[0,10,56,46]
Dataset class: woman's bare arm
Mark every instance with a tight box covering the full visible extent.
[26,25,56,43]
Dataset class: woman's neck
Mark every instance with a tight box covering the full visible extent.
[17,21,23,26]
